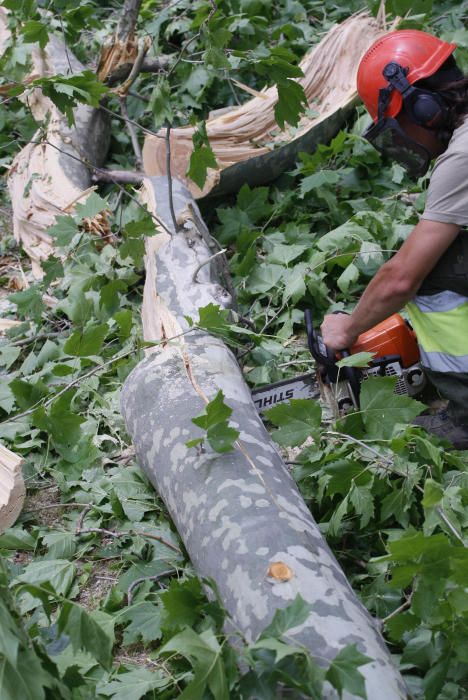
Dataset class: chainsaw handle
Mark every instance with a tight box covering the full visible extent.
[304,309,361,404]
[304,309,336,367]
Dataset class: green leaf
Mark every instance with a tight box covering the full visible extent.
[250,636,306,662]
[10,378,48,410]
[47,215,79,247]
[275,79,307,129]
[325,644,372,699]
[422,479,444,508]
[119,602,162,645]
[336,352,375,369]
[0,382,15,414]
[75,192,108,222]
[195,303,232,336]
[337,262,359,293]
[349,484,374,528]
[247,264,284,293]
[300,170,341,197]
[21,19,49,48]
[34,71,109,125]
[42,532,76,560]
[33,391,93,464]
[160,576,204,630]
[189,390,239,453]
[15,559,75,597]
[97,668,170,700]
[64,323,108,357]
[8,286,44,322]
[57,602,113,668]
[266,399,321,447]
[150,79,174,129]
[359,377,425,440]
[0,527,36,551]
[160,627,229,700]
[187,121,218,190]
[259,595,312,639]
[422,655,450,700]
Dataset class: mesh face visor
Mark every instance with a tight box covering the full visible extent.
[363,117,432,179]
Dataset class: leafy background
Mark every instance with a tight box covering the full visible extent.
[1,0,468,698]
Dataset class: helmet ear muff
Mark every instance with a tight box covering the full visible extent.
[382,62,448,129]
[403,89,447,128]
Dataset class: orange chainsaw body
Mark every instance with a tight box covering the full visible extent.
[349,313,420,368]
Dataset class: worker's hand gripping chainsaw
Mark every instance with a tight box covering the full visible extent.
[252,310,426,414]
[305,310,426,414]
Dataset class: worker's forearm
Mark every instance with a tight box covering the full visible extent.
[349,264,416,335]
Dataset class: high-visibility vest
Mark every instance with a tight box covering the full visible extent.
[406,291,468,373]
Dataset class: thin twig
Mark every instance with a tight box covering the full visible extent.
[435,505,467,547]
[99,103,165,139]
[120,96,143,168]
[23,502,92,515]
[75,527,181,554]
[0,347,135,425]
[91,168,144,185]
[381,593,413,625]
[192,248,227,283]
[9,331,63,347]
[127,569,176,605]
[76,504,93,531]
[140,56,172,73]
[165,123,178,234]
[166,0,218,78]
[33,138,172,236]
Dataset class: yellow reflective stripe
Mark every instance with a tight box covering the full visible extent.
[406,301,468,356]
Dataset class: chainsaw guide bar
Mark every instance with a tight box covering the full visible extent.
[252,372,319,412]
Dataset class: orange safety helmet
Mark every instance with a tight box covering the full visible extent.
[357,30,457,122]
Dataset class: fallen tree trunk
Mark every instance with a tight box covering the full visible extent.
[142,12,391,198]
[6,19,110,276]
[121,176,408,700]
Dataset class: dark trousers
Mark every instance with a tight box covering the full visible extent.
[424,367,468,426]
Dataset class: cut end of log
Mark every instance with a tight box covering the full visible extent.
[0,444,26,534]
[267,561,294,582]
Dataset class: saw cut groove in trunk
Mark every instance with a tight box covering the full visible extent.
[121,176,408,700]
[142,13,390,198]
[5,19,110,276]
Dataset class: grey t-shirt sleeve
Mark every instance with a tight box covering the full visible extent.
[421,119,468,227]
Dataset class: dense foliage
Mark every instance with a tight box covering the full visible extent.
[1,0,468,698]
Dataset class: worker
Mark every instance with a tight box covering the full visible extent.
[321,30,468,449]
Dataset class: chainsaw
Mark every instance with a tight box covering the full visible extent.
[252,310,426,415]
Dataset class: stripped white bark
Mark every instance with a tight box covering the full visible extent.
[0,444,25,534]
[4,14,110,276]
[142,13,392,198]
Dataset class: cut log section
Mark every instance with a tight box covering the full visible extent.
[4,13,110,276]
[142,13,389,198]
[121,176,408,699]
[0,444,25,534]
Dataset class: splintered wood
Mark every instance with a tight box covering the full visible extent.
[142,13,386,197]
[0,444,25,534]
[2,9,109,276]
